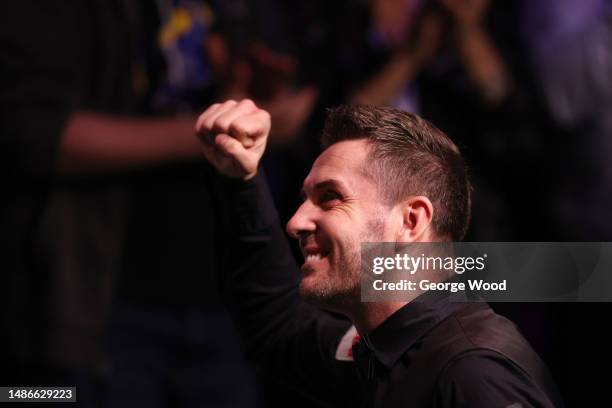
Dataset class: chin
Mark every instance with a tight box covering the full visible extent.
[299,279,332,304]
[299,278,357,313]
[298,278,320,300]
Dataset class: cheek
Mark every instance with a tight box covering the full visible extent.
[318,211,357,237]
[321,215,368,251]
[317,209,384,262]
[314,218,341,247]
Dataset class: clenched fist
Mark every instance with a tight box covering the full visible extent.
[196,99,270,180]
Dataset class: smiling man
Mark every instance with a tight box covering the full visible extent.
[197,99,563,407]
[291,139,390,316]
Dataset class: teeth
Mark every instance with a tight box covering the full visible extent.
[306,253,323,262]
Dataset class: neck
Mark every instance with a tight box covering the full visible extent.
[347,301,408,335]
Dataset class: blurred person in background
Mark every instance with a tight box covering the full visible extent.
[0,1,255,407]
[332,0,558,241]
[107,1,259,407]
[520,1,612,406]
[521,0,612,241]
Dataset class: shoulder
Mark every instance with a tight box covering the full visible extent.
[434,349,560,408]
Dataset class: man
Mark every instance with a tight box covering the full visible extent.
[197,99,563,407]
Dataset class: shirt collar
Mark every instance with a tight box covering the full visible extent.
[352,287,466,371]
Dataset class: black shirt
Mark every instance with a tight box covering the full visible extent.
[215,173,564,407]
[353,289,563,407]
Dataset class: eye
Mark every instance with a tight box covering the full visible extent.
[319,190,342,206]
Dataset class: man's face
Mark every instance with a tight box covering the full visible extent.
[287,140,394,309]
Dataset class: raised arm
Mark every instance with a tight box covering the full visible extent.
[196,100,361,405]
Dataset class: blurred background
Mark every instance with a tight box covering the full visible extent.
[1,0,611,406]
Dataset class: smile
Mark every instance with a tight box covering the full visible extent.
[306,253,323,262]
[302,250,330,269]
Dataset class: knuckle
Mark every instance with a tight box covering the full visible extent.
[202,104,220,118]
[240,98,256,108]
[228,120,245,135]
[202,103,220,117]
[259,110,272,126]
[203,117,216,131]
[260,109,271,120]
[215,118,230,131]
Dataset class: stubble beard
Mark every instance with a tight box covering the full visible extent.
[300,237,361,311]
[300,216,386,311]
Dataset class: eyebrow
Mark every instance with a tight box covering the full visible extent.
[300,179,348,200]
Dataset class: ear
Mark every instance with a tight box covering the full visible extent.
[396,196,434,242]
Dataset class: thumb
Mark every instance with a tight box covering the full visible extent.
[215,133,246,156]
[214,134,256,173]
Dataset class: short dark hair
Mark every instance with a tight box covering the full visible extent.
[321,105,472,241]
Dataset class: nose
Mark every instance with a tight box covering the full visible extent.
[286,200,317,239]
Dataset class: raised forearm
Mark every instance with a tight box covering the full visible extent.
[352,52,419,106]
[58,112,201,174]
[455,24,511,105]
